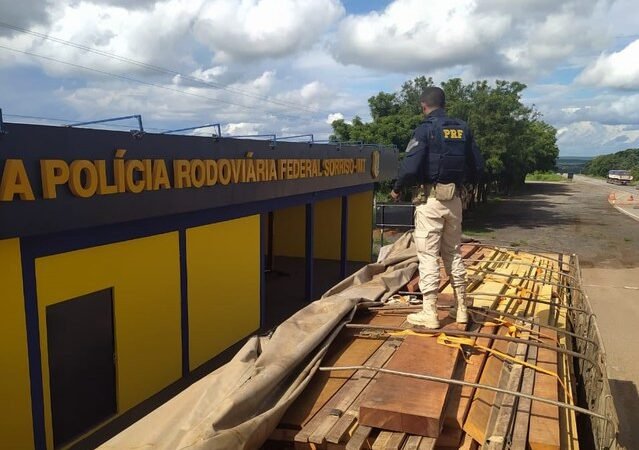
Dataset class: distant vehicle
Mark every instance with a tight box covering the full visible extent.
[607,169,633,185]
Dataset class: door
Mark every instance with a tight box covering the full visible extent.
[46,288,116,447]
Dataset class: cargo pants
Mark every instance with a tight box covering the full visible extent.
[413,193,467,296]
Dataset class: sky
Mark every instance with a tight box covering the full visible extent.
[0,0,638,156]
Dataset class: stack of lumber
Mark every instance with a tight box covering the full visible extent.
[264,245,581,450]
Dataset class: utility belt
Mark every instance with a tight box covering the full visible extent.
[412,183,459,204]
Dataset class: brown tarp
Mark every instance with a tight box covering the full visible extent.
[100,233,418,450]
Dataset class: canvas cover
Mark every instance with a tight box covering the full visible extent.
[101,233,418,450]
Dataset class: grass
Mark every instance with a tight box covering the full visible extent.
[525,171,566,182]
[463,228,496,239]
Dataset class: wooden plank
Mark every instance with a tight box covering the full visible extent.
[346,426,374,450]
[528,331,560,450]
[401,435,422,450]
[485,328,530,449]
[371,431,406,450]
[435,320,498,448]
[399,435,434,450]
[371,431,393,449]
[510,326,540,449]
[416,437,435,449]
[482,338,519,444]
[462,326,512,443]
[295,335,402,443]
[283,313,407,428]
[358,313,461,437]
[325,410,358,445]
[385,432,407,449]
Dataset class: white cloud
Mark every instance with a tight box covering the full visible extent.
[1,0,638,158]
[331,0,610,79]
[577,39,639,89]
[223,122,262,135]
[0,0,204,77]
[0,0,53,37]
[557,121,639,156]
[326,112,343,124]
[332,0,510,74]
[56,70,346,139]
[195,0,344,62]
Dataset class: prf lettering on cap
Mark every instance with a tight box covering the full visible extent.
[443,128,464,140]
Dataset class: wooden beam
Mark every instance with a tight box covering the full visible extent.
[435,320,498,448]
[371,431,406,450]
[346,426,374,450]
[510,326,540,449]
[528,330,560,450]
[485,328,531,449]
[462,326,512,443]
[295,333,402,443]
[358,313,462,437]
[283,312,406,429]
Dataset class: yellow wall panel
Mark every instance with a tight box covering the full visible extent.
[187,215,261,370]
[347,190,373,262]
[313,197,342,260]
[273,205,305,258]
[0,238,34,448]
[35,233,182,448]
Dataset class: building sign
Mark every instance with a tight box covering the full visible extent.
[1,152,369,201]
[0,123,397,238]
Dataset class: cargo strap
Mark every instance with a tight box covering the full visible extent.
[482,317,558,344]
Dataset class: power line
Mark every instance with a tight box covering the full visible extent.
[0,43,315,123]
[0,21,323,115]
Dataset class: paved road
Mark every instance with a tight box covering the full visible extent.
[464,177,639,448]
[576,175,639,222]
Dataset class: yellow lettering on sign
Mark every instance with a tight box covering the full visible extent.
[114,149,127,193]
[256,159,266,181]
[230,159,243,183]
[443,129,451,138]
[278,160,286,180]
[40,160,70,199]
[173,160,191,188]
[143,159,153,191]
[190,159,206,188]
[218,159,231,185]
[153,160,171,190]
[125,160,145,193]
[286,160,294,179]
[246,159,256,183]
[268,160,277,181]
[94,160,118,195]
[458,129,464,139]
[69,160,98,198]
[0,159,35,201]
[205,160,218,186]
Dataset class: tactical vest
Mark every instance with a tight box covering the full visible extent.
[424,115,469,186]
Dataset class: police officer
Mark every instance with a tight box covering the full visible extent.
[390,87,484,328]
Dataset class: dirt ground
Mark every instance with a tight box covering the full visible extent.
[463,177,639,448]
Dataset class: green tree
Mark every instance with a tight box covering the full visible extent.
[331,76,559,200]
[583,148,639,179]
